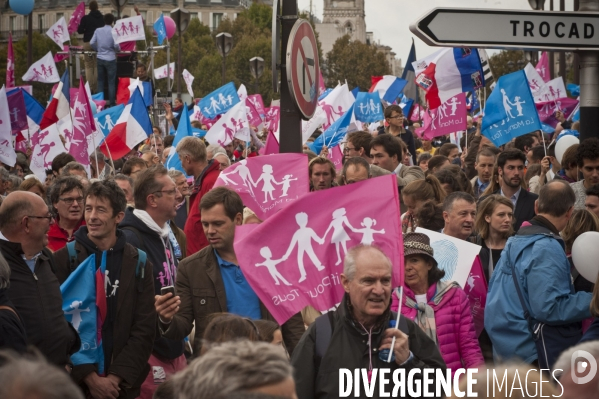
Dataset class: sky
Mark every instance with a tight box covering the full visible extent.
[296,0,578,64]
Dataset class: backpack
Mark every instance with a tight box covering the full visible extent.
[66,241,147,293]
[313,310,409,370]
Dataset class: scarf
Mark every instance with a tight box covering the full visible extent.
[404,281,460,344]
[133,209,170,238]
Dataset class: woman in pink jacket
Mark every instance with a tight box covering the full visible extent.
[392,232,484,375]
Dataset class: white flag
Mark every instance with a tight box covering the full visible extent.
[535,77,567,104]
[154,63,175,80]
[22,52,60,83]
[190,105,203,122]
[111,15,146,44]
[46,17,70,49]
[238,84,248,101]
[301,83,355,144]
[30,123,66,182]
[182,69,194,98]
[523,63,546,98]
[0,86,16,167]
[205,102,250,145]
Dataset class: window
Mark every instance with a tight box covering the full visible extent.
[9,16,16,32]
[344,22,353,35]
[56,13,64,21]
[140,10,147,24]
[211,0,223,3]
[213,13,223,29]
[38,14,46,31]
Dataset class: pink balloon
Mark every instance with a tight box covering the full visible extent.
[163,16,177,39]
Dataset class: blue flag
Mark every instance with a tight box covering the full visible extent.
[482,70,541,147]
[402,40,418,100]
[92,92,104,101]
[166,104,193,175]
[154,15,167,45]
[198,82,240,119]
[93,104,125,140]
[60,69,70,104]
[468,91,480,114]
[399,95,414,117]
[309,104,355,154]
[567,83,580,97]
[192,128,206,138]
[21,89,45,126]
[351,86,360,99]
[60,252,105,373]
[318,88,332,102]
[354,92,383,123]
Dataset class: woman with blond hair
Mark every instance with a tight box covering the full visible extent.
[401,175,446,233]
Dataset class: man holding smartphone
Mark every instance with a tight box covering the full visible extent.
[119,165,187,399]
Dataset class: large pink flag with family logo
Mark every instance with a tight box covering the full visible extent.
[214,153,309,221]
[234,174,403,324]
[415,93,467,140]
[535,97,579,128]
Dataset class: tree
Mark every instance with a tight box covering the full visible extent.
[325,35,391,91]
[488,50,527,81]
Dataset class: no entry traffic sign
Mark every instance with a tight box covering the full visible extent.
[286,19,320,119]
[410,8,599,51]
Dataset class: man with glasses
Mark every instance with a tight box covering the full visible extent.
[0,191,80,368]
[53,180,155,399]
[47,176,86,252]
[119,165,187,398]
[377,104,417,164]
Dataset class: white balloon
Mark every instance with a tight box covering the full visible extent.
[572,231,599,283]
[555,135,579,165]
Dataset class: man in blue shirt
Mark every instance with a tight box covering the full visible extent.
[471,148,496,199]
[155,187,305,356]
[90,13,120,107]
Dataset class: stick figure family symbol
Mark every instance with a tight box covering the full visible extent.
[490,90,528,129]
[357,99,380,116]
[220,160,297,203]
[204,93,235,115]
[255,209,385,284]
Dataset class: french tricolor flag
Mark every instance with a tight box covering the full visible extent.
[369,75,407,103]
[117,77,153,107]
[39,81,70,131]
[100,88,151,160]
[412,48,484,110]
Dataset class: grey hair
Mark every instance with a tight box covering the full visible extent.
[167,169,185,180]
[173,340,293,399]
[343,244,392,281]
[61,161,89,178]
[207,144,227,158]
[113,173,134,188]
[554,341,599,374]
[0,167,10,182]
[0,253,10,290]
[0,350,84,399]
[214,153,231,166]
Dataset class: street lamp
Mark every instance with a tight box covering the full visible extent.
[527,0,546,9]
[216,32,233,86]
[249,56,264,94]
[171,7,191,98]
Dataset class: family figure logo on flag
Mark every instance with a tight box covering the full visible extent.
[353,92,383,123]
[214,153,309,220]
[154,63,175,80]
[234,174,402,324]
[111,15,145,44]
[22,52,60,83]
[416,93,467,140]
[482,70,542,147]
[204,102,250,146]
[46,17,69,49]
[198,82,240,119]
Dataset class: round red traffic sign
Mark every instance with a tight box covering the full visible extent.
[286,19,320,119]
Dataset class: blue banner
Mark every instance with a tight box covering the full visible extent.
[93,104,125,140]
[198,82,240,119]
[481,70,541,147]
[354,92,383,123]
[166,104,193,175]
[309,104,355,154]
[154,15,167,45]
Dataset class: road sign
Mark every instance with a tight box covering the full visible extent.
[286,19,320,119]
[272,0,281,93]
[410,8,599,51]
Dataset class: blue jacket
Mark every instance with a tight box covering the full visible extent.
[484,222,592,363]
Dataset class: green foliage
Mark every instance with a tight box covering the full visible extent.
[325,35,391,90]
[488,50,527,81]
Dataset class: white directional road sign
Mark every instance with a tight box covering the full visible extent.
[411,8,599,51]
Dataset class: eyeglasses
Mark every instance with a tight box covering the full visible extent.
[343,146,357,153]
[26,214,53,222]
[59,197,84,206]
[388,114,404,119]
[153,188,178,196]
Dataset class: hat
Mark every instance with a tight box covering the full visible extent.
[403,233,437,267]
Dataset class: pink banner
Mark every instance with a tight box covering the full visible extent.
[327,145,343,171]
[463,256,487,337]
[234,174,403,324]
[258,130,279,155]
[69,2,86,35]
[535,97,579,128]
[68,79,93,167]
[245,97,262,127]
[214,153,309,221]
[247,94,266,116]
[6,33,15,88]
[265,106,280,134]
[409,103,425,122]
[415,93,467,140]
[535,52,550,83]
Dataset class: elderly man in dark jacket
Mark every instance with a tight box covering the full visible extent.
[54,181,155,399]
[291,245,446,399]
[0,191,80,368]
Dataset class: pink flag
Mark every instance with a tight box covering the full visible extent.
[247,94,266,116]
[6,90,27,134]
[264,106,280,135]
[258,131,279,155]
[535,52,550,83]
[327,145,343,171]
[214,153,309,221]
[234,174,403,324]
[68,78,94,168]
[54,45,71,63]
[463,256,487,337]
[535,97,579,128]
[69,2,86,35]
[245,97,262,127]
[415,93,467,140]
[409,103,424,122]
[318,69,326,96]
[6,33,15,88]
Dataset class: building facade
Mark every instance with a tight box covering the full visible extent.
[0,0,248,42]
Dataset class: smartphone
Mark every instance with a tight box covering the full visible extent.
[161,286,175,296]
